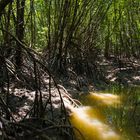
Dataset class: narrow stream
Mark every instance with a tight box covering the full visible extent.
[70,92,124,140]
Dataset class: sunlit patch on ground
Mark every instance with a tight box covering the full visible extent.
[70,106,120,140]
[87,92,121,106]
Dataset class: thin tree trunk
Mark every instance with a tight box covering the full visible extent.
[15,0,26,70]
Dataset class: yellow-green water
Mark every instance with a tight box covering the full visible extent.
[70,106,120,140]
[88,92,121,106]
[70,91,140,140]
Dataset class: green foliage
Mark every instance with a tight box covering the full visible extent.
[0,0,139,59]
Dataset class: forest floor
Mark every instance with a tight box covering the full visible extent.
[102,57,140,86]
[62,57,140,97]
[1,57,140,140]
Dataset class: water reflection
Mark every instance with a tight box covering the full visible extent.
[70,106,120,140]
[87,92,121,106]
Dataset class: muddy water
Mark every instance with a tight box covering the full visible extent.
[87,92,121,106]
[70,92,124,140]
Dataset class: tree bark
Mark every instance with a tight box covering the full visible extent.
[15,0,25,70]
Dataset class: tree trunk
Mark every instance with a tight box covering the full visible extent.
[0,0,11,18]
[15,0,25,70]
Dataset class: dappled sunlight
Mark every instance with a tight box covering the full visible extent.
[87,92,121,106]
[70,106,121,140]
